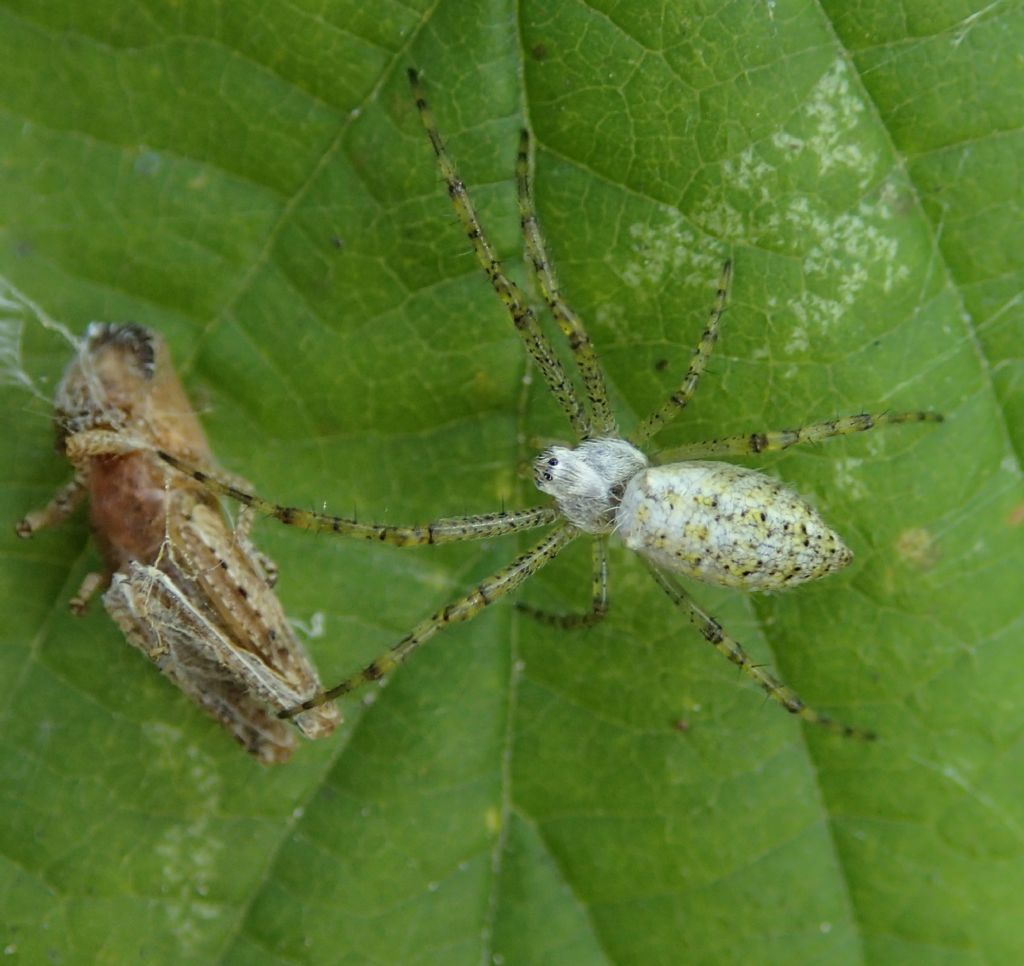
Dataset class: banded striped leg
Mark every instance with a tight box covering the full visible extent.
[157,450,559,547]
[516,129,616,436]
[630,260,733,445]
[407,69,588,439]
[517,536,609,629]
[655,411,944,462]
[644,561,875,739]
[282,523,579,715]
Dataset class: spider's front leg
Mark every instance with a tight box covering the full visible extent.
[630,259,733,445]
[407,68,589,439]
[516,128,616,437]
[644,561,876,740]
[156,449,558,546]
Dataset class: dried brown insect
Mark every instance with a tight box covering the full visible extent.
[17,323,339,762]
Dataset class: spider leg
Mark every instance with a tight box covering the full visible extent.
[643,559,876,739]
[516,128,616,436]
[517,535,609,629]
[655,410,943,462]
[281,523,579,715]
[408,69,589,439]
[157,449,559,546]
[630,259,732,445]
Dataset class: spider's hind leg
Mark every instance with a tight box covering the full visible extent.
[643,559,875,740]
[517,536,609,629]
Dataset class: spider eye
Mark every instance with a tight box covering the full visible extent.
[542,472,553,482]
[547,457,558,466]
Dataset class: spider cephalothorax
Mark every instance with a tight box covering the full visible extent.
[534,439,648,532]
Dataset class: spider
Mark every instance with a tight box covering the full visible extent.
[159,68,942,740]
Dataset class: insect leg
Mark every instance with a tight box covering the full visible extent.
[69,571,111,615]
[15,474,87,538]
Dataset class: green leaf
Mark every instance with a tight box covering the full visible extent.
[2,1,1022,963]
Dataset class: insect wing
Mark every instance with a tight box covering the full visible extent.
[104,563,298,763]
[172,499,341,740]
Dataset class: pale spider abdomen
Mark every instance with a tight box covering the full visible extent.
[617,462,853,591]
